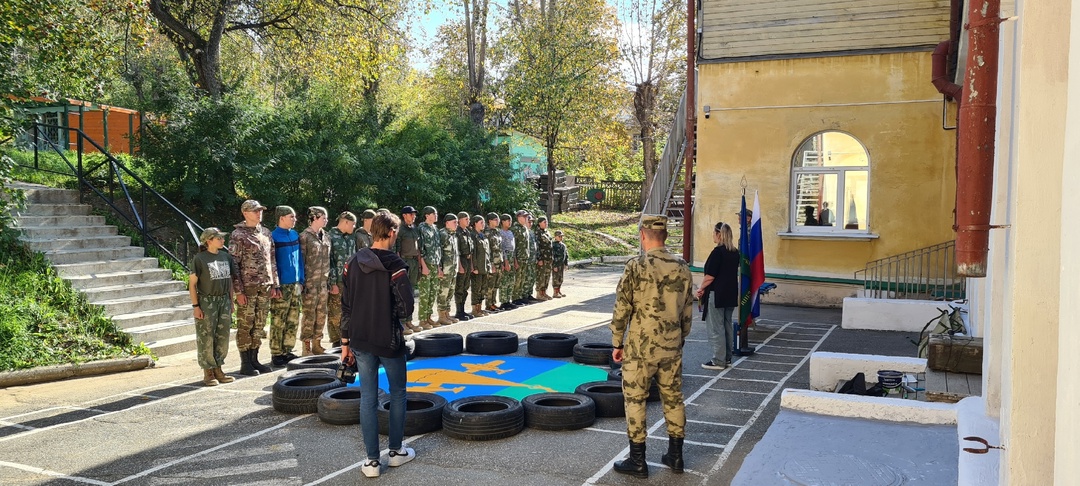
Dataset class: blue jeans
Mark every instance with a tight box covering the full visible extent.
[706,306,735,364]
[355,350,407,460]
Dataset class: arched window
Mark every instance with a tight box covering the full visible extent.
[790,131,869,233]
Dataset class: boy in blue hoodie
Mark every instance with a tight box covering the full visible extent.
[270,205,304,366]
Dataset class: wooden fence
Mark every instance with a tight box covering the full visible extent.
[575,178,643,211]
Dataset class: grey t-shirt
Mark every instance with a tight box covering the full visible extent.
[190,250,236,296]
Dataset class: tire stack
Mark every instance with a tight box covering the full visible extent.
[272,375,344,414]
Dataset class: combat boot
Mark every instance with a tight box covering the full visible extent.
[661,437,684,473]
[486,304,501,314]
[538,291,552,301]
[613,441,648,478]
[472,304,488,317]
[250,348,272,373]
[438,310,455,326]
[238,350,259,376]
[554,288,565,298]
[213,367,235,384]
[302,340,313,357]
[311,340,325,355]
[419,317,436,329]
[202,369,219,386]
[501,302,518,311]
[454,303,471,321]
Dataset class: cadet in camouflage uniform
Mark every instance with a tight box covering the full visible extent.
[229,199,277,376]
[484,212,504,313]
[436,213,460,326]
[469,215,491,317]
[525,214,539,302]
[189,227,237,386]
[299,206,331,356]
[498,214,518,310]
[609,214,694,478]
[395,206,421,287]
[453,211,475,320]
[327,211,357,347]
[354,209,375,250]
[416,206,441,330]
[534,215,554,300]
[551,229,568,298]
[510,210,531,305]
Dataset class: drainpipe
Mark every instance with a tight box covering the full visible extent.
[683,0,695,262]
[932,41,963,101]
[955,0,1001,277]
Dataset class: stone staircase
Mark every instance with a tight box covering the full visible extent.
[8,182,200,357]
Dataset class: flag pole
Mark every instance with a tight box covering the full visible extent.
[735,177,756,356]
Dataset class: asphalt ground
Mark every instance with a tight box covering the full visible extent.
[0,264,918,485]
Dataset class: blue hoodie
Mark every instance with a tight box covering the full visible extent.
[272,227,304,285]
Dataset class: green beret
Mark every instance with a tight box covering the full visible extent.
[275,205,296,219]
[486,212,499,221]
[640,214,668,230]
[457,211,470,220]
[444,213,457,223]
[500,213,512,221]
[361,209,377,220]
[470,215,484,225]
[422,206,438,215]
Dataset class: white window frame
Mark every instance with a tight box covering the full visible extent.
[788,131,871,235]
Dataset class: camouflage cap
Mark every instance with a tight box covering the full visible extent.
[457,211,470,220]
[199,227,227,244]
[515,209,529,217]
[240,199,267,212]
[470,215,484,225]
[486,212,499,221]
[554,230,564,236]
[500,213,512,221]
[422,206,438,216]
[361,209,377,220]
[640,214,668,230]
[444,213,457,223]
[275,205,296,219]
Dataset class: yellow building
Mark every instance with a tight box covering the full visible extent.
[693,0,957,306]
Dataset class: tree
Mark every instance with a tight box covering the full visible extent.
[463,0,492,124]
[497,0,621,217]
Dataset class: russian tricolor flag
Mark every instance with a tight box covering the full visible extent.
[739,192,765,328]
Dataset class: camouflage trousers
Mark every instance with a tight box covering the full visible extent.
[404,257,420,288]
[485,269,500,306]
[471,272,488,305]
[621,355,685,442]
[500,266,516,304]
[418,273,439,320]
[535,262,552,293]
[523,261,538,299]
[513,263,529,300]
[552,265,566,289]
[300,280,328,341]
[195,294,232,369]
[269,283,302,356]
[455,267,472,308]
[327,290,343,344]
[437,271,456,311]
[235,285,270,352]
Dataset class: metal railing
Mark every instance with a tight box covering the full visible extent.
[855,241,966,300]
[19,122,203,271]
[641,91,687,218]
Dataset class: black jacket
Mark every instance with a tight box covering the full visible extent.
[702,245,740,318]
[340,248,414,358]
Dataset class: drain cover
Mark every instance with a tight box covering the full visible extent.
[781,454,904,486]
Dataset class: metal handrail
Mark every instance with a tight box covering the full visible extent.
[641,91,687,218]
[854,240,966,300]
[19,122,203,271]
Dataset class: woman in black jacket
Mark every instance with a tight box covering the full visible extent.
[340,212,416,478]
[695,222,740,370]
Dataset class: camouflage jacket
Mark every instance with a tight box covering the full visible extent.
[511,222,530,263]
[552,240,568,267]
[473,229,492,275]
[418,222,441,268]
[609,248,693,360]
[328,227,355,286]
[485,228,504,266]
[535,227,553,263]
[438,227,459,274]
[528,228,538,263]
[300,228,331,287]
[229,222,278,289]
[456,226,475,271]
[395,224,420,258]
[354,228,373,250]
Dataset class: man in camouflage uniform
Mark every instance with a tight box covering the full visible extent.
[416,206,441,330]
[469,215,491,317]
[299,206,331,355]
[609,214,694,478]
[534,215,554,300]
[498,214,518,310]
[510,210,531,305]
[551,229,568,298]
[453,211,475,321]
[229,199,277,376]
[436,213,460,326]
[327,211,356,347]
[269,206,304,367]
[484,212,504,313]
[395,206,421,287]
[354,209,375,250]
[524,214,539,303]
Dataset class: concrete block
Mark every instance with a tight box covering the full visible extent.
[809,351,926,391]
[780,388,957,425]
[842,297,947,332]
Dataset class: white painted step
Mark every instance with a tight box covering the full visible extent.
[53,257,160,277]
[23,235,131,252]
[127,318,196,344]
[16,225,119,239]
[66,268,174,290]
[13,203,92,216]
[94,291,190,316]
[146,333,236,358]
[16,215,106,227]
[43,246,145,265]
[82,280,187,302]
[111,305,193,330]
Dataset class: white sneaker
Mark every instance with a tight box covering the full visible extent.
[388,447,415,467]
[361,459,381,478]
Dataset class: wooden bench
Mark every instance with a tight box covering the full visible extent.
[923,370,982,403]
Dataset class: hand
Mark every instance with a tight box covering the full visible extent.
[330,284,340,295]
[472,269,478,274]
[270,288,282,299]
[504,262,510,271]
[438,269,444,278]
[612,348,624,363]
[458,267,465,275]
[695,289,704,299]
[341,345,354,365]
[193,307,204,319]
[421,265,430,276]
[236,293,248,306]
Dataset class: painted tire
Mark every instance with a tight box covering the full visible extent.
[574,380,626,417]
[377,391,447,436]
[466,331,519,355]
[442,395,525,441]
[573,343,614,365]
[606,369,661,402]
[277,367,335,382]
[285,354,342,371]
[272,375,344,414]
[413,333,464,357]
[527,333,578,358]
[522,393,596,431]
[316,387,386,425]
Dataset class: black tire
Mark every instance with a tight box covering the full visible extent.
[527,333,578,358]
[606,369,660,402]
[466,331,519,355]
[413,333,464,357]
[522,393,595,431]
[324,346,343,356]
[574,381,626,417]
[286,354,342,371]
[609,355,622,370]
[277,367,336,382]
[377,391,447,436]
[442,395,525,441]
[317,388,359,425]
[272,375,344,414]
[573,343,614,365]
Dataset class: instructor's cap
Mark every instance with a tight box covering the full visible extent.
[422,206,438,215]
[241,199,267,212]
[457,211,470,220]
[640,214,668,230]
[401,206,417,214]
[199,227,227,244]
[444,213,457,223]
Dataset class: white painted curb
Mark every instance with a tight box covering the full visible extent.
[781,389,957,425]
[841,297,948,332]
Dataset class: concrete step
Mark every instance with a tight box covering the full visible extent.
[13,204,92,216]
[66,268,174,290]
[53,257,160,277]
[146,331,235,358]
[16,225,119,239]
[15,215,106,227]
[23,235,132,252]
[6,184,80,204]
[43,246,145,265]
[94,291,190,316]
[127,318,196,345]
[82,280,187,302]
[112,305,193,330]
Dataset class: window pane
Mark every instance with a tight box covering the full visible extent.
[794,173,837,228]
[843,170,869,230]
[794,131,868,168]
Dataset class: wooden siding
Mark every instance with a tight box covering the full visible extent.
[700,0,951,60]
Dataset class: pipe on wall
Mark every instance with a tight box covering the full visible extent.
[932,41,963,101]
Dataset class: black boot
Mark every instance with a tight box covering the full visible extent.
[250,348,272,373]
[238,349,259,376]
[613,441,648,478]
[661,437,684,474]
[454,303,471,321]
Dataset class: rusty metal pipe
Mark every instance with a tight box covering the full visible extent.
[955,0,1001,277]
[683,0,695,261]
[932,41,963,101]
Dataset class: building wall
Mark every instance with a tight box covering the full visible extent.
[694,52,957,283]
[68,109,140,155]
